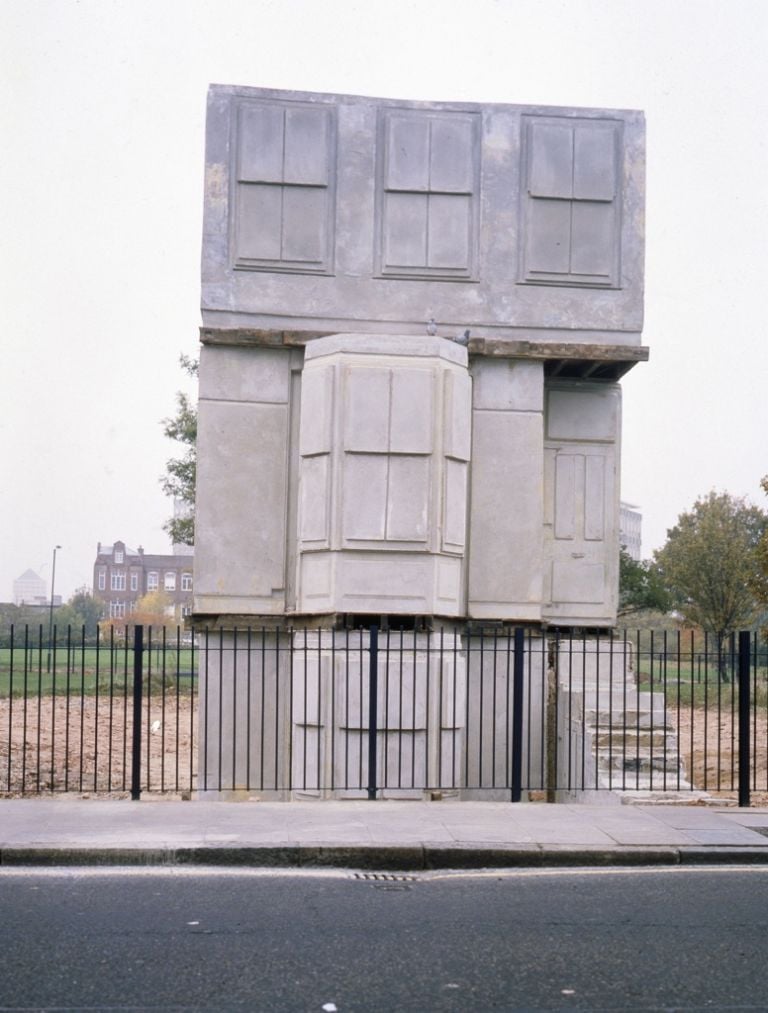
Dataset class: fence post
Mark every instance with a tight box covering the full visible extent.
[738,630,751,808]
[131,625,144,801]
[367,625,378,800]
[511,627,525,802]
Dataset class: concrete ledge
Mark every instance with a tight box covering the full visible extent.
[5,843,768,870]
[677,847,768,865]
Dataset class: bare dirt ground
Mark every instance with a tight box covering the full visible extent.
[2,697,767,803]
[676,705,768,806]
[0,694,196,797]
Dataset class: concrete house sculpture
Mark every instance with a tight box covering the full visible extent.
[193,85,647,797]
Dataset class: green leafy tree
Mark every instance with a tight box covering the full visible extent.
[161,354,198,546]
[55,589,105,638]
[654,491,767,675]
[750,474,768,607]
[618,549,671,618]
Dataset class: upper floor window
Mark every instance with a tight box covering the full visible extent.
[114,549,124,564]
[164,572,177,591]
[376,109,479,281]
[181,572,193,591]
[234,100,336,275]
[147,572,159,591]
[520,116,621,288]
[111,571,126,591]
[97,569,106,591]
[130,572,139,592]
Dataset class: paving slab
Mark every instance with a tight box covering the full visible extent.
[2,799,768,869]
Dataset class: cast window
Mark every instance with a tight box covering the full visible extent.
[233,100,336,274]
[521,116,621,288]
[376,109,479,280]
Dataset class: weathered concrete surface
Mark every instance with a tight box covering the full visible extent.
[3,800,768,869]
[202,85,645,345]
[297,334,469,617]
[194,86,645,628]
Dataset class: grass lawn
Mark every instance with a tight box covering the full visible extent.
[0,647,197,697]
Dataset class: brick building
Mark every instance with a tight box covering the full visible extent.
[93,541,193,622]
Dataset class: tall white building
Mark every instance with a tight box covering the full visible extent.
[13,569,46,606]
[619,502,643,561]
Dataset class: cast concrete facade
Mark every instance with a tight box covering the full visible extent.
[193,86,647,796]
[194,85,646,633]
[202,85,645,345]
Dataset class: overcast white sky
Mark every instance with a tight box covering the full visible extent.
[2,0,767,603]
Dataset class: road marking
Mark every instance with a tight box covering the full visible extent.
[2,864,768,882]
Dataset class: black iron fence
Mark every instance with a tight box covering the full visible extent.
[1,624,765,803]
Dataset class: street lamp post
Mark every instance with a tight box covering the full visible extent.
[46,544,62,673]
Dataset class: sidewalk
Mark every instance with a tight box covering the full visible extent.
[4,799,768,870]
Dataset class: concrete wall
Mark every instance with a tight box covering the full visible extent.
[202,86,645,346]
[543,382,621,625]
[194,86,645,630]
[194,345,624,626]
[468,359,544,621]
[194,345,303,616]
[297,334,470,617]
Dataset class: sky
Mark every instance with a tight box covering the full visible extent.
[2,0,767,603]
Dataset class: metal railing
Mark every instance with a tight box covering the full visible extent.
[0,624,764,803]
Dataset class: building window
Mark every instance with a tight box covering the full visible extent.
[130,573,139,592]
[109,601,126,618]
[521,116,621,288]
[234,100,336,274]
[147,572,159,591]
[377,109,479,280]
[181,572,193,591]
[181,604,192,617]
[97,569,106,591]
[114,549,124,564]
[164,572,176,591]
[111,571,126,591]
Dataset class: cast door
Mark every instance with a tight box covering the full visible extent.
[543,443,617,623]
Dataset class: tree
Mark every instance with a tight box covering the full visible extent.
[750,474,768,607]
[618,549,671,618]
[161,354,198,546]
[55,589,105,638]
[654,492,767,670]
[131,590,177,629]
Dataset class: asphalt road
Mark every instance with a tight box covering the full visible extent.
[2,866,768,1011]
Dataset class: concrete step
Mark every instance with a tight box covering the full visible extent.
[585,712,670,730]
[594,728,674,750]
[597,752,684,775]
[560,676,636,690]
[583,690,666,710]
[598,772,697,792]
[615,788,708,804]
